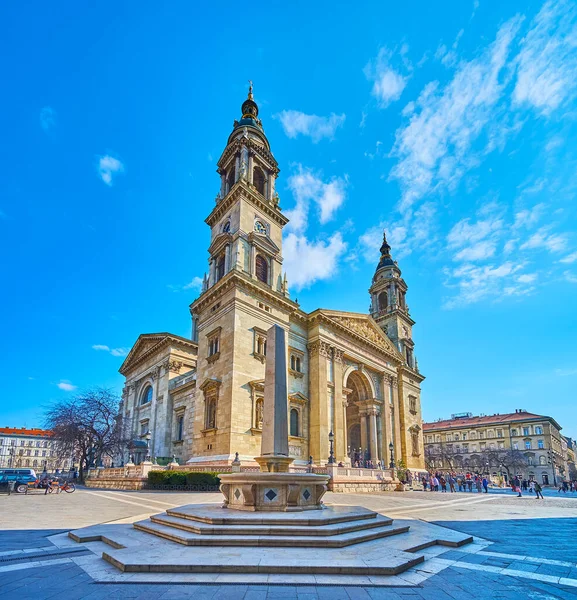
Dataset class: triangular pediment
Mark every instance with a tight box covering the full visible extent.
[248,231,281,256]
[119,332,197,375]
[314,310,403,361]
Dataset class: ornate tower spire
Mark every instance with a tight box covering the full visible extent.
[369,230,418,372]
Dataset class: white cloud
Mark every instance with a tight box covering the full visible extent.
[97,155,124,186]
[40,106,56,132]
[454,240,497,261]
[513,203,545,228]
[286,166,347,231]
[519,226,567,252]
[183,276,203,291]
[365,48,409,108]
[513,0,577,116]
[57,381,77,392]
[517,273,537,283]
[390,16,523,211]
[92,344,129,357]
[555,366,577,376]
[443,261,526,308]
[275,110,345,142]
[564,270,577,283]
[283,232,347,290]
[560,251,577,264]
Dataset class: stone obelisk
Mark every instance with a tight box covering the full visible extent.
[255,324,294,473]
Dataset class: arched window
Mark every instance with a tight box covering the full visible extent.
[216,254,225,282]
[290,408,299,437]
[255,254,268,283]
[226,166,235,192]
[378,291,388,311]
[539,455,547,465]
[253,167,265,196]
[141,386,153,405]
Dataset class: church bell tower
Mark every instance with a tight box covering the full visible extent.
[188,83,297,465]
[369,231,418,372]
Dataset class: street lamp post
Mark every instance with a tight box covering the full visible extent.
[145,433,152,463]
[328,431,335,464]
[389,442,395,469]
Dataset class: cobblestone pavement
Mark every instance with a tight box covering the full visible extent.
[1,487,577,599]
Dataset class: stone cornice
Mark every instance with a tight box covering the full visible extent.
[308,310,403,365]
[206,182,288,229]
[190,270,299,316]
[119,334,198,376]
[399,366,425,383]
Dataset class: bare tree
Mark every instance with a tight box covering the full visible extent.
[480,448,528,481]
[45,388,128,481]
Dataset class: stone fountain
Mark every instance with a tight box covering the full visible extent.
[219,324,329,511]
[66,325,474,582]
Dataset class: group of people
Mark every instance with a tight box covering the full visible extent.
[421,472,490,493]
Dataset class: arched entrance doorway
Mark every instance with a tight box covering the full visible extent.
[345,370,380,465]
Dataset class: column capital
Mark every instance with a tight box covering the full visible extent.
[333,348,345,363]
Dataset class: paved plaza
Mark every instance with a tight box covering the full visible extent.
[1,487,577,599]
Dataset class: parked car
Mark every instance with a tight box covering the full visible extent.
[0,468,38,493]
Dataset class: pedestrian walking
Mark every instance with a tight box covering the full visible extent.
[448,475,456,493]
[534,481,544,499]
[482,477,489,493]
[513,476,522,497]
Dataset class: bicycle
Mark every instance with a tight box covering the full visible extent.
[45,479,75,494]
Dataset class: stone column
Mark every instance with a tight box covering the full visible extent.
[333,348,345,462]
[248,153,254,185]
[269,173,276,200]
[342,397,350,465]
[382,375,392,461]
[219,170,225,198]
[392,376,403,465]
[369,408,379,462]
[360,411,368,460]
[224,244,230,274]
[258,325,290,471]
[308,341,329,464]
[235,155,240,182]
[376,409,383,464]
[250,245,256,278]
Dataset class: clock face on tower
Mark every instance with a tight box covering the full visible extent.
[254,220,267,235]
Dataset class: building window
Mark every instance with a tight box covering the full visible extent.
[525,440,532,450]
[497,429,503,438]
[409,396,417,414]
[469,432,476,440]
[523,427,530,436]
[487,430,494,438]
[255,254,268,284]
[290,354,302,372]
[538,439,544,449]
[535,426,543,434]
[462,444,468,453]
[527,455,534,466]
[498,441,505,449]
[215,254,225,282]
[454,434,459,441]
[140,386,153,405]
[462,433,467,441]
[478,431,484,439]
[513,442,519,450]
[253,167,266,196]
[290,408,299,437]
[378,291,388,311]
[511,429,517,436]
[253,328,267,362]
[140,420,149,436]
[207,328,221,363]
[176,415,184,441]
[539,455,547,465]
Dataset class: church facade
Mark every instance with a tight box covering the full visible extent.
[118,87,425,472]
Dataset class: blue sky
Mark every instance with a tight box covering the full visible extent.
[1,1,576,438]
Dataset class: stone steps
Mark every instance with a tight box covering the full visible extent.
[133,518,410,548]
[102,546,425,575]
[150,512,394,537]
[164,503,377,526]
